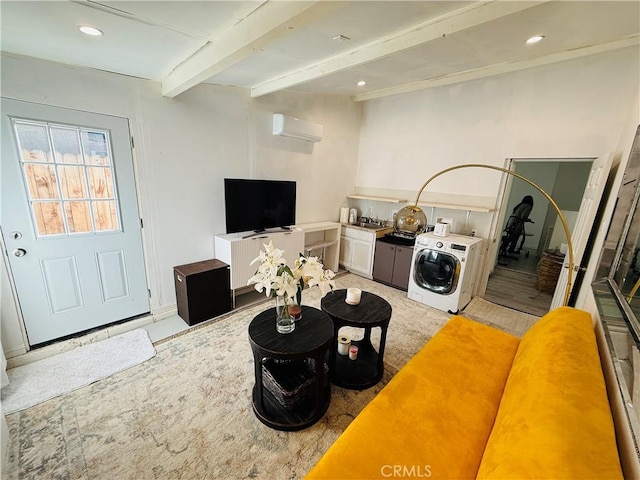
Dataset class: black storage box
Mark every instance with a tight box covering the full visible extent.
[174,259,232,325]
[261,358,329,410]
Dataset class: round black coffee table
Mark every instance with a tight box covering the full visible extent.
[321,290,392,389]
[248,305,333,431]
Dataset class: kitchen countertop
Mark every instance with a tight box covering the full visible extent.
[341,223,393,238]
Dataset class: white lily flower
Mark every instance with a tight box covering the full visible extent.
[248,274,272,297]
[250,241,286,267]
[247,241,336,303]
[272,271,297,298]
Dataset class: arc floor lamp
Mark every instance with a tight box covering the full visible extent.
[395,163,575,306]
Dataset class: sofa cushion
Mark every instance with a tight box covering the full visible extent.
[477,306,623,479]
[306,315,520,479]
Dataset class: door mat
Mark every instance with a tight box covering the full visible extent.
[1,329,156,414]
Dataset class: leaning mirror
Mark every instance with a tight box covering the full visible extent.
[592,124,640,470]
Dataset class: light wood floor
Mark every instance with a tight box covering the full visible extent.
[484,265,553,317]
[496,250,540,275]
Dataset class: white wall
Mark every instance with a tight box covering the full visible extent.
[358,47,638,200]
[357,46,640,304]
[0,53,362,355]
[252,92,362,225]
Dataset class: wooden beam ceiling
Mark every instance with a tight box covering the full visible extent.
[161,1,340,98]
[354,35,640,102]
[249,1,546,98]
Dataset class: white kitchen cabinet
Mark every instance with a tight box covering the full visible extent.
[339,236,353,268]
[350,240,374,277]
[339,226,376,278]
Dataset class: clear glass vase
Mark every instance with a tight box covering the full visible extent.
[275,295,295,334]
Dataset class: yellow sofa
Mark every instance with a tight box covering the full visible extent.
[306,307,623,479]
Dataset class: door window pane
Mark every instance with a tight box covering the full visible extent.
[12,119,121,236]
[50,127,82,164]
[81,131,110,165]
[93,201,118,231]
[65,202,93,233]
[59,166,88,199]
[87,167,115,199]
[23,164,59,199]
[15,123,52,162]
[32,202,65,235]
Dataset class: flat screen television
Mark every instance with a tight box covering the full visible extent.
[224,178,296,234]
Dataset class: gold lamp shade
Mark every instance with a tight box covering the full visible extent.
[395,205,428,235]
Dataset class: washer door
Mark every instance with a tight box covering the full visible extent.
[413,249,461,294]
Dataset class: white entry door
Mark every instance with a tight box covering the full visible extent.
[1,98,149,345]
[550,152,613,309]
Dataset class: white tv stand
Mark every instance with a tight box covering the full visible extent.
[214,223,341,306]
[240,226,296,239]
[214,228,305,298]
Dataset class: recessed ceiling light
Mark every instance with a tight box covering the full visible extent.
[357,80,367,87]
[79,25,104,36]
[526,35,545,44]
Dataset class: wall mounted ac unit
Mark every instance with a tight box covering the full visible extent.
[272,113,323,142]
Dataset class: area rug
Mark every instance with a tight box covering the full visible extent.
[1,329,156,415]
[3,276,533,479]
[461,296,540,337]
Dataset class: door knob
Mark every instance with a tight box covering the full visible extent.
[13,248,26,257]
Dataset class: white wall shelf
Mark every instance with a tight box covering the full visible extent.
[347,194,407,203]
[417,201,494,213]
[348,194,494,213]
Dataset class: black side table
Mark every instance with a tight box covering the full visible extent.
[321,290,392,390]
[248,305,333,431]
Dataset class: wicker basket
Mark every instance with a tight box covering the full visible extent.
[537,251,564,293]
[262,358,328,410]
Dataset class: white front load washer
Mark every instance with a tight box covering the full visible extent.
[407,232,483,314]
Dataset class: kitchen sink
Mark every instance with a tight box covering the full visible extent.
[357,222,386,229]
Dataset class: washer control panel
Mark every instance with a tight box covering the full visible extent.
[414,233,476,260]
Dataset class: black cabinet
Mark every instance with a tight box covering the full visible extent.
[373,240,414,291]
[391,244,413,290]
[373,242,396,284]
[174,259,232,325]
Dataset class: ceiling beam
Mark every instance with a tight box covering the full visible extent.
[352,35,640,102]
[160,1,340,98]
[250,0,546,98]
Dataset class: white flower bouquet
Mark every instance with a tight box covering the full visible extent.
[248,241,336,328]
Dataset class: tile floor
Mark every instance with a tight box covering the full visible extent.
[144,315,190,343]
[146,289,269,343]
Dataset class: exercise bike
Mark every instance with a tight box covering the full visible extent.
[498,215,533,265]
